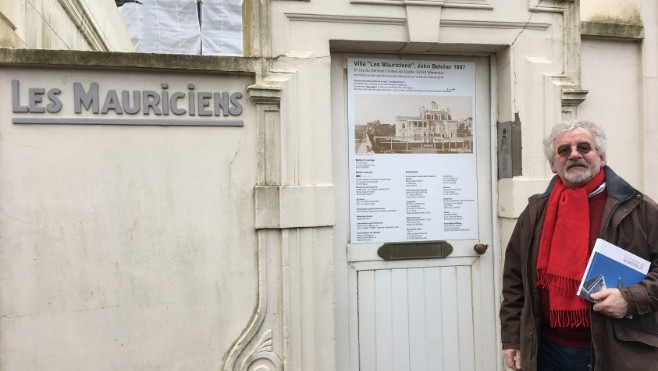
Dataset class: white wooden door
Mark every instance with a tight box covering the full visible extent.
[332,54,498,371]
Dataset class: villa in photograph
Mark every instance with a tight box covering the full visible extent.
[366,100,473,154]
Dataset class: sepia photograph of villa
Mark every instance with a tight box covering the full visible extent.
[354,94,473,155]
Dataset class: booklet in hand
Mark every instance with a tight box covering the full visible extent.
[577,238,650,303]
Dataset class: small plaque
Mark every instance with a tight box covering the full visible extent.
[377,241,453,260]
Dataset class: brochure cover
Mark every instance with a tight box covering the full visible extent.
[577,238,650,303]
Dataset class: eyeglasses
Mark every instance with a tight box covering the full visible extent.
[556,142,595,157]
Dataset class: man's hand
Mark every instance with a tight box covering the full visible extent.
[590,288,629,318]
[503,349,522,370]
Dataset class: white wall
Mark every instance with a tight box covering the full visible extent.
[0,65,257,370]
[578,39,644,190]
[581,0,641,23]
[0,0,133,51]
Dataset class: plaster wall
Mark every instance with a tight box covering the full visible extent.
[639,0,658,192]
[0,0,133,51]
[581,0,641,23]
[0,53,258,370]
[260,2,581,371]
[579,39,643,189]
[266,0,570,195]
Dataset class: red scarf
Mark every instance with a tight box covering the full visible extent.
[536,169,605,328]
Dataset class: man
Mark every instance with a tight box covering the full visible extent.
[500,120,658,371]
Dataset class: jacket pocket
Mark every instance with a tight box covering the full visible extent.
[613,314,658,347]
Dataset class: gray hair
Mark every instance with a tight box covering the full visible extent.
[543,120,607,161]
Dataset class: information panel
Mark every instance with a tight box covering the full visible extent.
[348,58,478,243]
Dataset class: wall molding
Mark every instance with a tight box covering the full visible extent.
[223,82,285,371]
[222,230,273,371]
[286,13,406,26]
[581,21,644,41]
[240,330,283,371]
[350,0,493,9]
[58,0,109,51]
[0,11,17,31]
[441,19,551,31]
[555,77,588,107]
[255,185,335,229]
[529,0,570,13]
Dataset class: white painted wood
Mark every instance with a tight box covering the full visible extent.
[457,266,476,370]
[358,270,377,371]
[440,267,460,370]
[374,270,394,371]
[424,268,443,370]
[355,264,481,370]
[336,54,496,371]
[348,264,361,371]
[407,268,428,371]
[391,269,411,371]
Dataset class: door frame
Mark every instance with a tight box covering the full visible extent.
[331,51,504,371]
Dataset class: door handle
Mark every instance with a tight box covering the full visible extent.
[474,243,488,254]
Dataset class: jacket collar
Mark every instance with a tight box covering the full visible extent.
[537,166,636,202]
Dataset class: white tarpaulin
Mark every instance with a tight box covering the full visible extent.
[118,0,243,56]
[201,0,243,56]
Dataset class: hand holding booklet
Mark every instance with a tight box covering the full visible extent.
[577,238,650,303]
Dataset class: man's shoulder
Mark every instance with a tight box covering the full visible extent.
[518,193,549,222]
[638,191,658,209]
[604,167,658,208]
[604,166,639,201]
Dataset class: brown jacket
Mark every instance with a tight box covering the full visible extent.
[500,167,658,371]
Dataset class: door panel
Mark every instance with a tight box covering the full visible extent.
[333,53,498,371]
[354,263,478,371]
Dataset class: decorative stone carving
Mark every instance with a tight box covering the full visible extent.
[242,330,283,371]
[222,82,283,371]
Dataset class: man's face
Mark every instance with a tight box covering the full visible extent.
[549,128,606,189]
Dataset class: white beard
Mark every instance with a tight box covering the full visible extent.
[563,167,594,187]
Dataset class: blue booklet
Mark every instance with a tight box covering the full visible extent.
[577,238,650,303]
